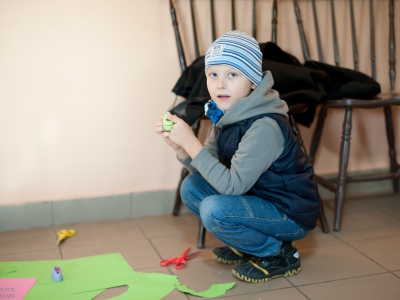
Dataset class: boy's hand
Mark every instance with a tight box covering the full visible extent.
[154,116,181,150]
[166,114,203,158]
[164,114,194,147]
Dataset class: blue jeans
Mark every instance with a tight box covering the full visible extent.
[180,173,308,257]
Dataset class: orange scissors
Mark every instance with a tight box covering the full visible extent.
[159,247,202,269]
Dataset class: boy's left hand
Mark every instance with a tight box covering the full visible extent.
[166,114,197,149]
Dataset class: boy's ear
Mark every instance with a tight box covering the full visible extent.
[251,83,257,90]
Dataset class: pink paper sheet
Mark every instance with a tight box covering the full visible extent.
[0,278,37,300]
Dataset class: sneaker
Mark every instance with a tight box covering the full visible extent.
[213,246,253,264]
[232,242,301,283]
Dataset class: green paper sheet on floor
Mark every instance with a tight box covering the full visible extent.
[176,282,236,298]
[107,273,179,300]
[24,282,105,300]
[63,253,141,294]
[0,253,235,299]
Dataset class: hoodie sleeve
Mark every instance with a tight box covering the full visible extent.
[203,125,219,158]
[177,125,219,173]
[190,116,284,195]
[177,154,198,174]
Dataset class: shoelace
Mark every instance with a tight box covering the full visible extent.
[253,256,278,266]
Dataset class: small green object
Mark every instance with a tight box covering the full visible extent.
[163,112,174,131]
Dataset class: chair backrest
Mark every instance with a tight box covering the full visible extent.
[169,0,278,73]
[292,0,396,92]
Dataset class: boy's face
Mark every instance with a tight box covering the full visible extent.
[206,65,256,111]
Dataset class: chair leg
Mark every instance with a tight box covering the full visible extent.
[317,193,330,233]
[197,219,206,249]
[384,106,400,193]
[334,108,352,231]
[309,106,328,165]
[172,168,189,216]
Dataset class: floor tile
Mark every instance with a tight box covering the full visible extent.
[0,249,62,261]
[299,273,400,300]
[349,234,400,271]
[295,228,343,249]
[61,239,161,270]
[55,218,146,249]
[333,196,381,215]
[0,227,58,255]
[136,212,199,238]
[330,210,400,242]
[214,287,309,300]
[360,193,400,215]
[151,233,225,265]
[385,208,400,221]
[319,192,400,225]
[287,244,386,286]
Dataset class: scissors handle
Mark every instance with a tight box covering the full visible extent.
[159,247,201,269]
[159,257,187,269]
[174,258,187,269]
[159,258,177,267]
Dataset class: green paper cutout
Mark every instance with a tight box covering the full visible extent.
[63,253,141,294]
[24,282,104,300]
[107,273,179,300]
[0,253,235,299]
[176,282,236,298]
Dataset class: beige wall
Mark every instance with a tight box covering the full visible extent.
[0,0,399,206]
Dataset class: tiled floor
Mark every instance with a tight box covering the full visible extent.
[1,192,400,299]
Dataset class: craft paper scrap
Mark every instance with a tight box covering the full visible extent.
[0,253,236,299]
[96,273,235,300]
[63,253,141,294]
[0,253,141,295]
[104,273,179,300]
[176,282,236,298]
[0,278,37,300]
[24,282,104,300]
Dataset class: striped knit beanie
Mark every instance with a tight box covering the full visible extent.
[205,30,263,86]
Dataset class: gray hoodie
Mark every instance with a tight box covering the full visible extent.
[179,71,289,195]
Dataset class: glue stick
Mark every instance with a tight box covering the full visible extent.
[51,266,63,281]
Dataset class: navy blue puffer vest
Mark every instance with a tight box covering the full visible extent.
[216,113,319,229]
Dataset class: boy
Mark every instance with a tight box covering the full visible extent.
[155,31,319,283]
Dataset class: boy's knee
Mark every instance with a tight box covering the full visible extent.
[199,196,224,230]
[180,173,202,204]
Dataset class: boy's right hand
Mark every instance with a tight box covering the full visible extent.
[154,116,181,150]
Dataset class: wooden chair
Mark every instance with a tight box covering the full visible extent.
[292,0,400,231]
[168,0,329,248]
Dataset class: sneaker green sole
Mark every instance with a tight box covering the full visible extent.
[212,253,251,265]
[232,266,301,283]
[212,246,253,265]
